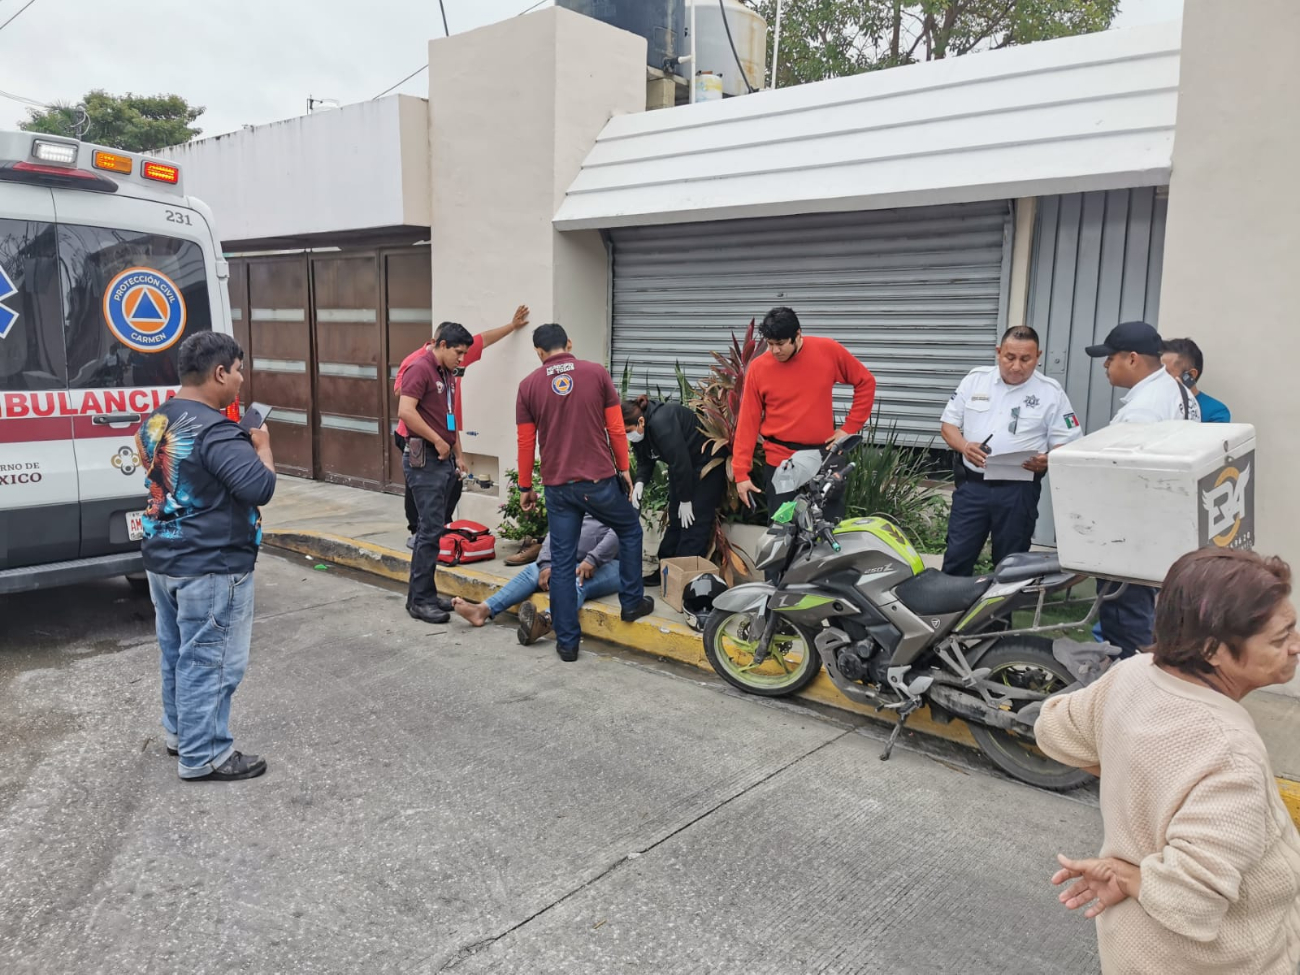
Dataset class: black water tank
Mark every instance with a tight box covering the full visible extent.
[556,0,686,75]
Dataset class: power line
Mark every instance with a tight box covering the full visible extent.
[373,63,429,100]
[372,0,544,102]
[0,87,50,109]
[0,0,41,35]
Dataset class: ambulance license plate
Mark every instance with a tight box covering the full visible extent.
[127,511,145,542]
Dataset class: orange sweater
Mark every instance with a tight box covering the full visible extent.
[732,336,876,483]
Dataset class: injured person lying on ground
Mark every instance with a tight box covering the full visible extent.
[452,515,621,646]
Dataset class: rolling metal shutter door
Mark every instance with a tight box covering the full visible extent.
[609,202,1012,443]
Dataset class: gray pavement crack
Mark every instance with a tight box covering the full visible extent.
[422,728,852,974]
[253,592,370,624]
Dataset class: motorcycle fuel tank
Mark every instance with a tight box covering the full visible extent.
[781,516,922,596]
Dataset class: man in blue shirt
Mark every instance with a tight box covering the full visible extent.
[137,332,277,782]
[1161,337,1232,423]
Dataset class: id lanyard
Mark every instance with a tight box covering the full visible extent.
[443,366,456,432]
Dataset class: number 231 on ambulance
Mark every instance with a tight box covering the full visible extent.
[0,132,238,595]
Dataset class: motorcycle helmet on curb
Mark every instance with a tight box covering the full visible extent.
[682,573,729,632]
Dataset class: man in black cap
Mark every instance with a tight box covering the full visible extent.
[1085,321,1200,655]
[1086,321,1200,423]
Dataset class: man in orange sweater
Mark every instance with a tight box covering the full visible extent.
[733,307,877,521]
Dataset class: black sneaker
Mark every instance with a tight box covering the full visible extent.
[183,751,268,782]
[620,595,655,623]
[556,644,580,663]
[167,746,178,757]
[408,602,450,624]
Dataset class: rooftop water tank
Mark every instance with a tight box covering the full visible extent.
[557,0,686,76]
[686,0,767,97]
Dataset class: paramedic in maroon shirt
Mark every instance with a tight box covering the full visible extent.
[397,322,473,624]
[515,323,654,661]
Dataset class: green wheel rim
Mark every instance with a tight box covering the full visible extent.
[710,613,814,691]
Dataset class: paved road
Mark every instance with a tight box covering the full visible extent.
[0,555,1103,974]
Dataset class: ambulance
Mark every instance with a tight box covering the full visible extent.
[0,131,236,594]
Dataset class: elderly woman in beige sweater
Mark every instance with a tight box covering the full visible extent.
[1035,548,1300,975]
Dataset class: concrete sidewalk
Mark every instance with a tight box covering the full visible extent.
[263,476,1300,802]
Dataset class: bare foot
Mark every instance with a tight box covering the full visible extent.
[453,597,491,627]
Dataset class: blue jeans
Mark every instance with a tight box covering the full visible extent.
[485,561,621,617]
[1098,581,1156,657]
[544,477,644,651]
[148,571,256,778]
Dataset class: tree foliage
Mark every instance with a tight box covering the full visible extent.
[20,90,204,152]
[742,0,1120,88]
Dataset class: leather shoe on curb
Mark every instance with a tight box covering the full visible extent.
[620,595,656,623]
[182,751,268,782]
[506,541,543,566]
[556,644,579,662]
[408,602,450,624]
[517,602,553,646]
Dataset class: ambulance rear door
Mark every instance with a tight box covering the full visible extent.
[0,182,79,569]
[50,188,219,559]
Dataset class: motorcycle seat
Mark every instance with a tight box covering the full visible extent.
[894,568,993,617]
[993,552,1061,583]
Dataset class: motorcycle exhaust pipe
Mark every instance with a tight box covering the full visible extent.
[927,684,1036,735]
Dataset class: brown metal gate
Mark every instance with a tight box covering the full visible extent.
[312,255,384,490]
[383,251,434,494]
[229,245,431,490]
[247,257,313,477]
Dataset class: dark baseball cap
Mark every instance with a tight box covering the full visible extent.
[1086,321,1162,358]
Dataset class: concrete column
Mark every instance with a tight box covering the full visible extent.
[427,8,647,525]
[1006,198,1037,331]
[1158,0,1300,578]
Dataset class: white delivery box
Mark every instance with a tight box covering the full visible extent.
[1049,421,1256,583]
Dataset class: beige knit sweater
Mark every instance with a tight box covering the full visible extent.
[1036,654,1300,975]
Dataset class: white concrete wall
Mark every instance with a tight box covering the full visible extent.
[428,7,647,525]
[163,95,430,243]
[1159,0,1300,693]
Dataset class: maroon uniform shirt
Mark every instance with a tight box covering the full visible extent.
[515,353,627,489]
[401,352,459,447]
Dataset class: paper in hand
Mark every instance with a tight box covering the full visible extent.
[982,449,1038,482]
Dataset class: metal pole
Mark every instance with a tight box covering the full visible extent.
[772,0,784,90]
[689,0,698,103]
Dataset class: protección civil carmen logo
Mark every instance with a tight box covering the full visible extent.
[102,266,188,353]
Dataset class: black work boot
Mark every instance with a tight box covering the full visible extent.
[620,595,655,623]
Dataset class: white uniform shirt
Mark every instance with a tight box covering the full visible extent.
[941,366,1083,474]
[1111,367,1201,423]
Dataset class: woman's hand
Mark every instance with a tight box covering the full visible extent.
[1051,854,1140,919]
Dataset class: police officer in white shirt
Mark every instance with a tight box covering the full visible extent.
[1085,320,1200,655]
[1089,320,1201,423]
[940,325,1083,576]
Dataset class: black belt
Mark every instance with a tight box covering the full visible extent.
[764,436,827,453]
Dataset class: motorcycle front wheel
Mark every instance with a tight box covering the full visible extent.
[703,610,821,698]
[966,639,1092,792]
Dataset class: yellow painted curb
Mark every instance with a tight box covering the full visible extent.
[265,529,1300,820]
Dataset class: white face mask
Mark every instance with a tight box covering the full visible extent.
[627,429,645,443]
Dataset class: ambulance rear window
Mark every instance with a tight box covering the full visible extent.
[0,219,66,392]
[60,223,212,390]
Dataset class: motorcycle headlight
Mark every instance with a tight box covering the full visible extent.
[754,529,791,569]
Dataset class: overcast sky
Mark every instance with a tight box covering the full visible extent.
[0,0,1184,140]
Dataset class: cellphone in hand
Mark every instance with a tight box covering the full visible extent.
[239,402,272,430]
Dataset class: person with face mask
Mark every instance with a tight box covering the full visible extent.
[940,325,1083,576]
[621,396,728,575]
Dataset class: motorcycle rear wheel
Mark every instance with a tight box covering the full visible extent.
[967,639,1093,792]
[703,610,821,697]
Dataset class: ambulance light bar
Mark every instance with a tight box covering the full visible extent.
[0,160,118,193]
[93,150,132,175]
[142,161,179,185]
[32,139,77,165]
